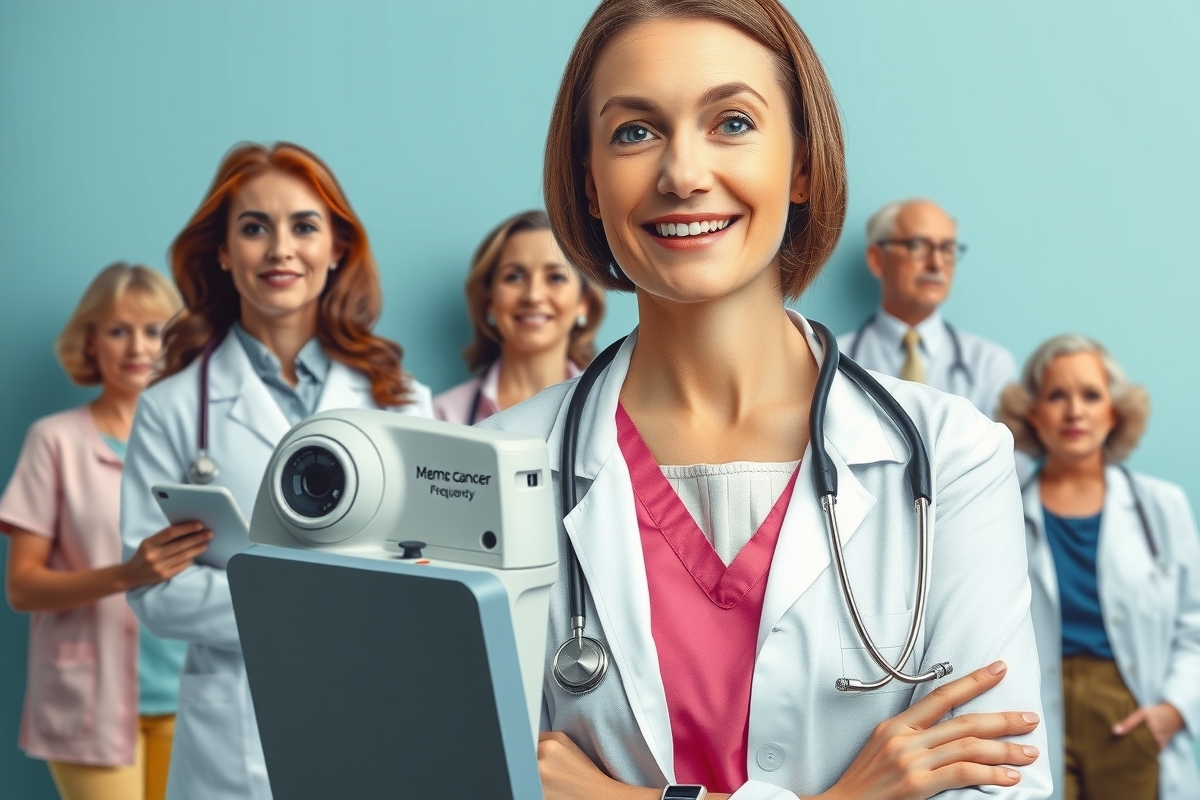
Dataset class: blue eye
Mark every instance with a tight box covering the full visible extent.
[295,222,317,235]
[242,223,266,236]
[614,124,654,144]
[718,115,754,136]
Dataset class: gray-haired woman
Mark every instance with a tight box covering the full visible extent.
[998,334,1200,800]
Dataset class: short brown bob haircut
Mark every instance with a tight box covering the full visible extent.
[462,210,607,373]
[56,262,182,386]
[997,334,1150,463]
[543,0,847,300]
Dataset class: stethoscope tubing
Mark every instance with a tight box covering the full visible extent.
[188,332,227,485]
[1022,463,1158,561]
[848,313,973,391]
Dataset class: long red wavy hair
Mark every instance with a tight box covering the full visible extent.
[160,142,413,407]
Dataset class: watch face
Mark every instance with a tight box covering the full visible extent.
[663,787,705,800]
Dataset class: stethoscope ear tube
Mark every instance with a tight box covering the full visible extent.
[809,322,950,691]
[806,321,840,499]
[837,356,932,503]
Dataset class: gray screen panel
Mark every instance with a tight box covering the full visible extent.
[229,550,523,799]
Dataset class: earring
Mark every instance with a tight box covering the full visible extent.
[589,205,601,219]
[329,262,339,271]
[218,261,229,271]
[486,312,496,327]
[575,314,588,328]
[793,192,808,204]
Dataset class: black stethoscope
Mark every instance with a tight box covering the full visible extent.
[1022,464,1158,560]
[847,313,973,390]
[187,333,226,485]
[550,320,954,695]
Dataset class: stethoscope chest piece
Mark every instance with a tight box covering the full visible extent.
[188,451,219,485]
[552,633,608,694]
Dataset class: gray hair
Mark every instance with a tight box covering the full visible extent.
[865,200,906,243]
[996,334,1150,462]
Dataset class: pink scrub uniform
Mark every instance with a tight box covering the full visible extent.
[617,404,799,792]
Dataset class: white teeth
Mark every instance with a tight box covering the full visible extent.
[654,219,732,237]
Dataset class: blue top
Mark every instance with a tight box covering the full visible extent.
[103,434,189,713]
[232,321,332,426]
[1043,508,1114,659]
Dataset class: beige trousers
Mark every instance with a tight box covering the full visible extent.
[48,714,175,800]
[1062,655,1159,800]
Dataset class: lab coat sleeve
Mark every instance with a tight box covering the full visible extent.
[729,781,800,800]
[909,407,1052,799]
[1158,485,1200,735]
[120,392,242,651]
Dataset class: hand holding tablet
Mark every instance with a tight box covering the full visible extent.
[152,483,250,569]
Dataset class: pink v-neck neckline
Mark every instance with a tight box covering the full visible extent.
[616,403,798,609]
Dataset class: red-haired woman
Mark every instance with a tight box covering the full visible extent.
[119,142,432,800]
[481,1,1049,799]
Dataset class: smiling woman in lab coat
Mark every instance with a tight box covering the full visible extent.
[999,335,1200,800]
[119,142,432,800]
[480,1,1050,799]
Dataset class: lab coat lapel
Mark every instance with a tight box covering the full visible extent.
[315,359,377,413]
[1021,480,1059,609]
[206,334,291,449]
[553,332,676,780]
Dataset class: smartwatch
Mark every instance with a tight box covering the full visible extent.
[662,786,708,800]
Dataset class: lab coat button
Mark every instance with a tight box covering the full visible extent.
[756,744,784,771]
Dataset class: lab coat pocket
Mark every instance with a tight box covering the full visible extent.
[172,672,247,792]
[838,611,916,695]
[34,641,98,739]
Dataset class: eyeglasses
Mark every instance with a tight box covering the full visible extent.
[876,237,967,263]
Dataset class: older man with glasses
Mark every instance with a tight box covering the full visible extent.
[838,198,1017,421]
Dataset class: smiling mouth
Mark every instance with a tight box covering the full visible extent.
[645,217,737,238]
[259,270,301,285]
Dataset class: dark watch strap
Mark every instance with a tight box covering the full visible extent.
[662,786,707,800]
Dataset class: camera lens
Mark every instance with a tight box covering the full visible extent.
[281,445,346,519]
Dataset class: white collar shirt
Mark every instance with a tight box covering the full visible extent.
[836,307,1017,420]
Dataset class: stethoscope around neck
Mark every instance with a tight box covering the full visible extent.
[186,332,227,485]
[848,312,972,390]
[550,320,953,695]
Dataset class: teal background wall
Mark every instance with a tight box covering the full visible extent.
[1,1,1196,796]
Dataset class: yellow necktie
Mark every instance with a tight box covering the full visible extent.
[900,329,925,383]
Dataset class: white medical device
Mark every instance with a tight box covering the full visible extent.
[227,410,557,800]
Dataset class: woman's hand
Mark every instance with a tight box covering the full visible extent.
[1113,702,1184,751]
[121,522,211,588]
[816,661,1040,800]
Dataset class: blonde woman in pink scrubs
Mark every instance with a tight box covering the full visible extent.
[482,1,1050,799]
[1,263,213,800]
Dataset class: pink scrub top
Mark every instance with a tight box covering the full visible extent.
[0,407,140,766]
[617,404,798,793]
[433,359,581,425]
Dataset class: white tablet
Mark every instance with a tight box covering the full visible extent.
[152,483,250,569]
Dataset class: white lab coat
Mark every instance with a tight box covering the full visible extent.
[120,334,432,800]
[1023,468,1200,800]
[482,311,1051,800]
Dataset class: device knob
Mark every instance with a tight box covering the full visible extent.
[398,540,426,559]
